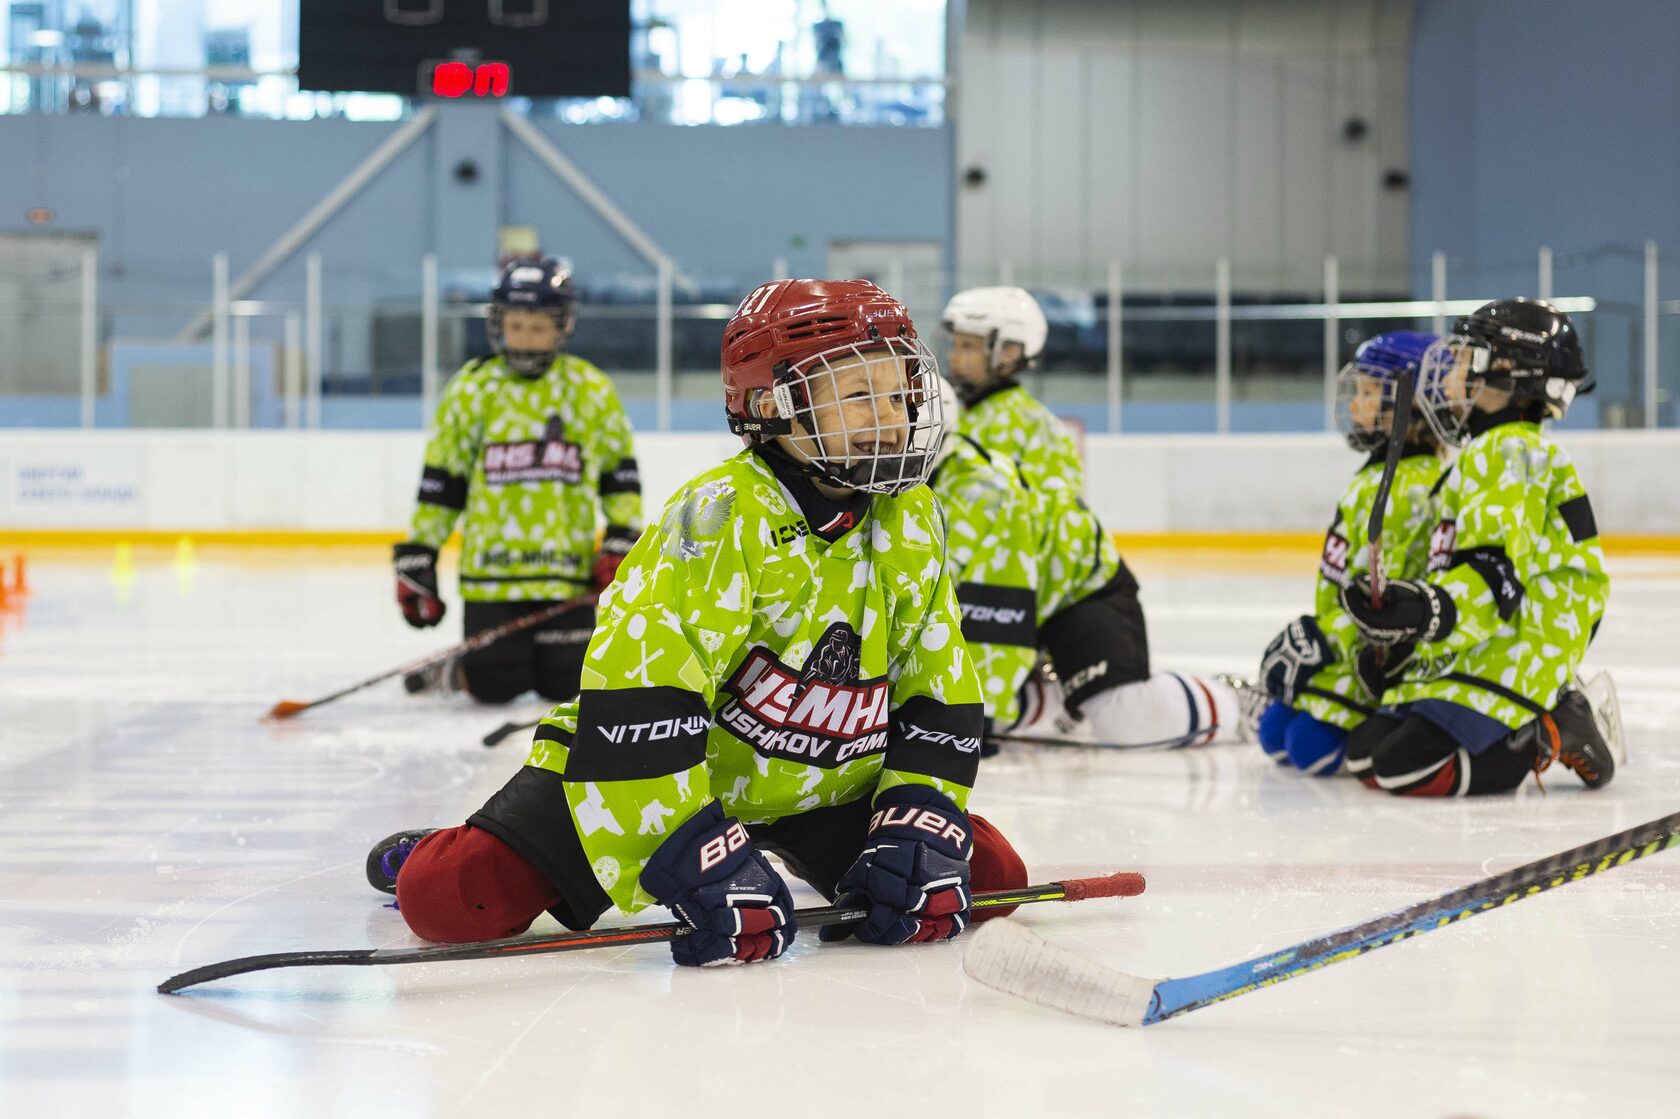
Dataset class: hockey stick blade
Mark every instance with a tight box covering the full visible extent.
[265,700,314,721]
[159,871,1145,994]
[483,718,542,748]
[965,809,1680,1028]
[964,920,1157,1027]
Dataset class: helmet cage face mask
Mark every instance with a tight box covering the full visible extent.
[768,335,945,496]
[1334,361,1402,453]
[1417,339,1491,448]
[488,304,573,377]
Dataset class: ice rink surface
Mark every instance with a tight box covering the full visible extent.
[3,543,1678,1118]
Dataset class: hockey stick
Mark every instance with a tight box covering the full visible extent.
[963,808,1680,1028]
[987,727,1218,752]
[158,871,1146,994]
[264,594,596,721]
[483,717,543,747]
[1363,364,1417,669]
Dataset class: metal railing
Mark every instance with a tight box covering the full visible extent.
[0,63,948,126]
[1,248,1671,433]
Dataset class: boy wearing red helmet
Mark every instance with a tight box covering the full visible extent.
[370,279,1027,966]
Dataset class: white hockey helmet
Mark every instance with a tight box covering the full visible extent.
[941,286,1049,373]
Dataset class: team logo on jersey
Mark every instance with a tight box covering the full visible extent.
[662,481,735,559]
[1320,529,1351,587]
[717,623,891,766]
[482,416,583,486]
[1428,519,1457,572]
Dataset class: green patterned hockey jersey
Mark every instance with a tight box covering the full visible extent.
[1293,450,1449,730]
[406,353,641,602]
[521,447,985,913]
[1388,421,1608,729]
[957,381,1084,493]
[930,433,1120,726]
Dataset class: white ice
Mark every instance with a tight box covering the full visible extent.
[3,545,1678,1117]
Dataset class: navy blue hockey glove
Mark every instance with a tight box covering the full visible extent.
[1259,615,1334,704]
[393,543,445,628]
[639,802,797,967]
[820,785,973,946]
[1354,641,1415,701]
[1340,577,1456,646]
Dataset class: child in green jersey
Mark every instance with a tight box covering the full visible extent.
[1254,331,1449,776]
[1339,300,1620,795]
[930,377,1240,749]
[943,286,1084,493]
[371,280,1027,966]
[394,257,641,704]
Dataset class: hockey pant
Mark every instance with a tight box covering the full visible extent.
[1029,560,1239,746]
[394,765,1030,944]
[458,598,596,705]
[1344,711,1540,796]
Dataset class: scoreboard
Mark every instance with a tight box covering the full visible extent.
[298,1,632,99]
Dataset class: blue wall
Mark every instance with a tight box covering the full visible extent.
[0,107,952,305]
[1410,0,1680,420]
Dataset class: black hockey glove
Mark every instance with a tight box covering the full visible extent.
[1259,615,1335,705]
[1340,577,1456,646]
[591,526,637,592]
[393,543,445,628]
[1354,642,1415,702]
[820,785,973,946]
[639,803,796,967]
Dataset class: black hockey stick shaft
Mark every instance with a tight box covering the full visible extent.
[1365,364,1417,613]
[266,593,595,721]
[987,727,1215,752]
[483,718,543,747]
[158,871,1146,994]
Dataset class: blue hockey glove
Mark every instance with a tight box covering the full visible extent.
[639,802,797,967]
[820,785,973,946]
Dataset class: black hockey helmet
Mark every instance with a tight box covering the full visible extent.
[1417,299,1592,444]
[488,256,578,376]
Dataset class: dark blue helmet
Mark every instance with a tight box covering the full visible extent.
[1335,330,1438,452]
[488,256,578,375]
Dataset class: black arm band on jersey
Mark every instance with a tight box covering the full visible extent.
[884,695,983,787]
[564,686,711,782]
[955,583,1038,648]
[417,466,468,510]
[1448,546,1525,622]
[599,457,642,497]
[1558,494,1598,542]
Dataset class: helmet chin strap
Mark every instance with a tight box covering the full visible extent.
[756,438,854,492]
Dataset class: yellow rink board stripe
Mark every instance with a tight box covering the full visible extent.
[5,527,1680,555]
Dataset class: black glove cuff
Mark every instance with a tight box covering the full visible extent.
[393,542,439,567]
[1416,584,1456,643]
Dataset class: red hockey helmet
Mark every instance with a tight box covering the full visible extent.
[721,279,944,495]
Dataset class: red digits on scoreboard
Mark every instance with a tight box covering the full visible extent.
[432,61,474,97]
[474,62,510,96]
